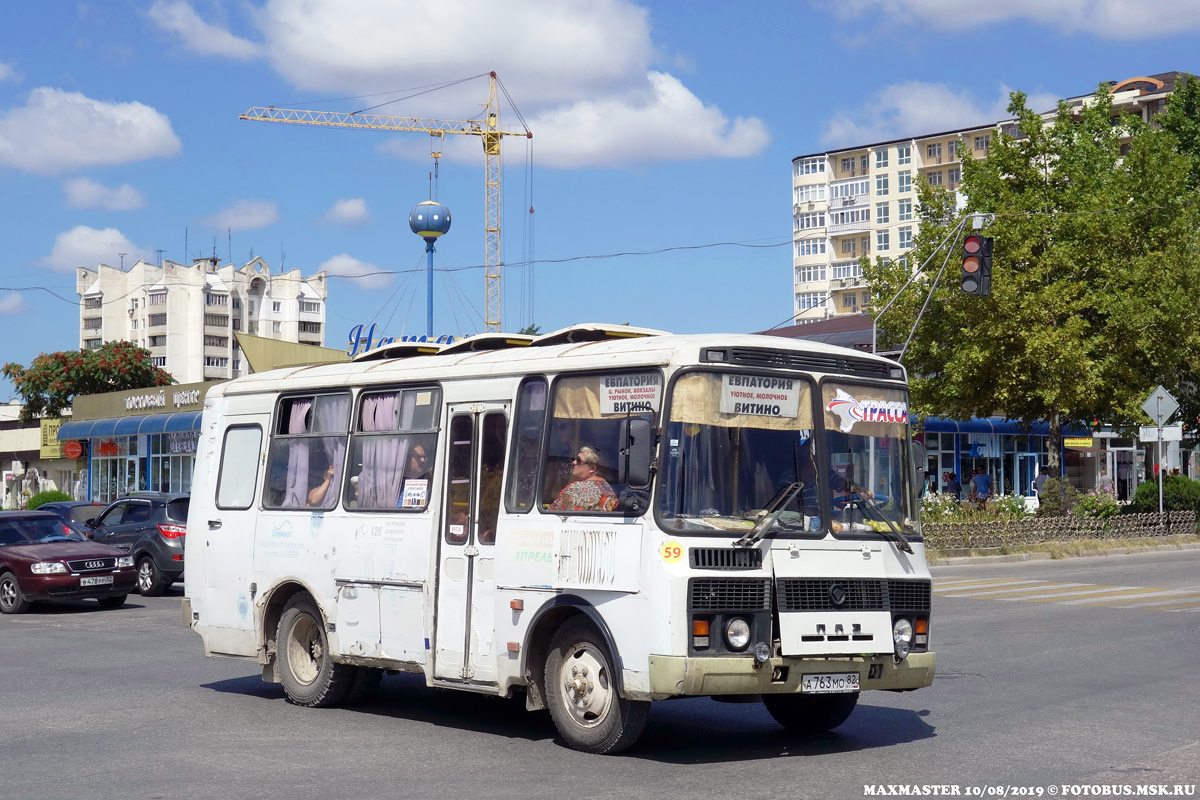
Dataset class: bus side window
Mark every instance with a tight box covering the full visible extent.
[445,415,473,544]
[263,393,350,510]
[346,387,442,511]
[478,412,507,544]
[505,377,547,513]
[216,426,262,510]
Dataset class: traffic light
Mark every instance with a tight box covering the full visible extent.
[960,235,993,295]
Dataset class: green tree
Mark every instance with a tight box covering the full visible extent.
[517,324,541,336]
[3,341,174,422]
[867,86,1200,474]
[1159,73,1200,191]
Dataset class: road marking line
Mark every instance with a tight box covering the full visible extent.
[934,579,1044,592]
[1072,592,1200,609]
[1049,588,1187,604]
[941,583,1090,598]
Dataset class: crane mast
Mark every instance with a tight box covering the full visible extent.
[241,72,530,332]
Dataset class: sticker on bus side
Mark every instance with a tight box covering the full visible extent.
[719,374,801,418]
[661,541,684,564]
[400,479,428,508]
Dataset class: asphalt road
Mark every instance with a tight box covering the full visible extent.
[2,548,1197,800]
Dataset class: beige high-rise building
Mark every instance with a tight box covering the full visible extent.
[790,71,1187,323]
[77,256,328,383]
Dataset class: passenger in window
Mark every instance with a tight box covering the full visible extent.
[548,446,617,512]
[405,443,431,480]
[306,451,336,507]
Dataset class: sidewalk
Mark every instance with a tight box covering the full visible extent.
[929,540,1200,566]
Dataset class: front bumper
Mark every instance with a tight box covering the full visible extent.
[20,570,137,601]
[647,651,936,698]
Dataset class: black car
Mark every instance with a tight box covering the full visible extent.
[83,494,189,596]
[37,501,107,528]
[0,512,137,614]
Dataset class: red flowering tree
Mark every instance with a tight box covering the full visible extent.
[3,341,174,422]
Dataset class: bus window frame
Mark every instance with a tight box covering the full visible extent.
[816,374,922,545]
[504,375,549,515]
[214,423,264,511]
[262,390,353,511]
[654,365,828,538]
[343,383,444,514]
[537,367,665,518]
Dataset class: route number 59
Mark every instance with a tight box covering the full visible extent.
[661,541,684,564]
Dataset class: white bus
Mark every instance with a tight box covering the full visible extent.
[183,324,935,754]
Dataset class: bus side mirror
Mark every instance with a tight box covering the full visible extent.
[910,439,928,497]
[619,418,653,488]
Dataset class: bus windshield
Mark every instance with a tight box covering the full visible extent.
[657,372,919,539]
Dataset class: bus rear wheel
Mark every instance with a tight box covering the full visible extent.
[277,595,353,708]
[545,617,649,754]
[762,691,859,734]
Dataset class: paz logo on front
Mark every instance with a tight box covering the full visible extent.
[826,389,908,433]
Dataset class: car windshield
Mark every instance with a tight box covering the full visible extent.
[657,372,920,541]
[0,517,87,545]
[658,372,819,533]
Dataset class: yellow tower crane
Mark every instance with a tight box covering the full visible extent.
[240,71,531,332]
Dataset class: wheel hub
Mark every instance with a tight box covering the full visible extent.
[560,646,612,727]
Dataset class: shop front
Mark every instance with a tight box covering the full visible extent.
[56,382,220,503]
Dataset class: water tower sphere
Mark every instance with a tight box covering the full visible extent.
[409,200,452,240]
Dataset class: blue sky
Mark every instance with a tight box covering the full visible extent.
[1,0,1198,391]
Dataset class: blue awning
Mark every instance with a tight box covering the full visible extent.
[57,411,203,440]
[919,416,1090,437]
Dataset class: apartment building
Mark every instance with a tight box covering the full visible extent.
[77,256,328,383]
[790,71,1188,322]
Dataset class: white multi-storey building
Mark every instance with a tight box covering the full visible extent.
[77,256,328,383]
[790,71,1187,322]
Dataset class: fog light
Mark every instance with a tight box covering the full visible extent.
[893,618,913,659]
[753,642,772,664]
[725,617,751,651]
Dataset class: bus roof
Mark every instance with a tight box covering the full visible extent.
[214,329,903,398]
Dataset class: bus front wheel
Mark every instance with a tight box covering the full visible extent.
[276,595,353,708]
[544,617,649,754]
[762,691,859,734]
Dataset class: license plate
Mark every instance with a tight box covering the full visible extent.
[80,575,114,587]
[801,672,860,694]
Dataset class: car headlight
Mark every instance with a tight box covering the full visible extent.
[893,617,914,659]
[31,562,68,575]
[724,617,751,651]
[117,556,134,568]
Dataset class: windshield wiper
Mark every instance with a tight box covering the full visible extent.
[846,484,913,554]
[732,482,803,548]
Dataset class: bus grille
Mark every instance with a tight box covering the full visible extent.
[689,548,763,570]
[728,347,893,380]
[777,579,932,612]
[888,579,932,612]
[689,578,772,611]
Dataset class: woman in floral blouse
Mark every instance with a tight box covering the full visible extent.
[548,446,618,512]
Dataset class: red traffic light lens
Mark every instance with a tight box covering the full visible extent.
[963,256,980,274]
[963,236,982,254]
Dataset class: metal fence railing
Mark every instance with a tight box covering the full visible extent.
[923,511,1196,551]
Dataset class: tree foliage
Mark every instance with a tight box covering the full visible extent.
[3,341,174,422]
[867,85,1200,471]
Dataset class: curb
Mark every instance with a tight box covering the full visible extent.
[928,541,1200,566]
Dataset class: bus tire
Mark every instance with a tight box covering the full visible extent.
[545,617,649,754]
[762,691,859,734]
[344,667,384,705]
[276,595,353,708]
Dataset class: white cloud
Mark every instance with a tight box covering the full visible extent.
[202,200,280,232]
[318,198,370,228]
[528,72,770,168]
[821,82,1060,147]
[0,88,181,175]
[317,253,391,289]
[63,177,145,211]
[148,0,259,59]
[0,293,29,315]
[36,226,150,273]
[825,0,1200,39]
[0,62,16,84]
[150,0,768,167]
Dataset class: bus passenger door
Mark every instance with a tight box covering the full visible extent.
[434,403,508,684]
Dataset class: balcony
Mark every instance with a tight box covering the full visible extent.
[828,192,870,210]
[828,219,871,235]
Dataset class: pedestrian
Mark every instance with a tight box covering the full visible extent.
[945,472,961,501]
[971,468,993,505]
[1033,469,1049,498]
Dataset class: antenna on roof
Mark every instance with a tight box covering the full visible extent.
[118,252,127,269]
[155,249,165,267]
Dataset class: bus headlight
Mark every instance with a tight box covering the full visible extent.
[893,618,913,659]
[725,617,751,651]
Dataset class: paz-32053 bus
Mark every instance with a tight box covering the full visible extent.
[183,324,935,754]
